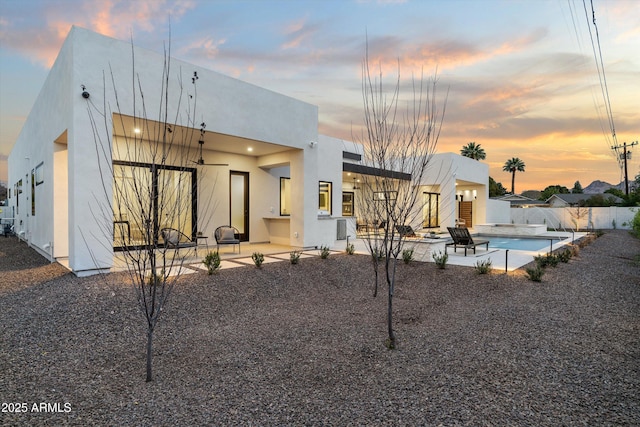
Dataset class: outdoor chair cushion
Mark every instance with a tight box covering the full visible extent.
[220,228,236,241]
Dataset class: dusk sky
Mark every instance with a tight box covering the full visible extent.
[1,0,638,191]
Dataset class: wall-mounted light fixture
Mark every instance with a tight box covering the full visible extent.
[309,141,317,148]
[81,85,90,99]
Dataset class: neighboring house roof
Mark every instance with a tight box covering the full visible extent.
[546,193,624,206]
[493,194,548,207]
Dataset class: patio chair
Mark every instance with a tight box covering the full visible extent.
[395,224,416,238]
[446,227,489,256]
[214,225,241,253]
[160,228,194,248]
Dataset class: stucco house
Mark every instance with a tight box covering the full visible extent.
[8,27,490,276]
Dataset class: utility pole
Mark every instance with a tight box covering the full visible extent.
[612,141,638,195]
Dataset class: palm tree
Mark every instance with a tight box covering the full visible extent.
[503,157,526,194]
[460,142,486,160]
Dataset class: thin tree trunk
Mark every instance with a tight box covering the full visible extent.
[146,327,154,382]
[373,262,379,298]
[385,257,396,349]
[386,286,396,349]
[511,171,516,194]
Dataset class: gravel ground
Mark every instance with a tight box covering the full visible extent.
[1,230,638,426]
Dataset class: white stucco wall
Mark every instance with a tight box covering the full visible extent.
[419,153,489,229]
[510,206,638,230]
[10,26,326,274]
[8,28,75,261]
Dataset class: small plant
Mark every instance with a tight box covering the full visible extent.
[372,248,385,260]
[475,259,492,274]
[402,248,414,264]
[432,250,448,269]
[146,270,165,286]
[346,243,355,255]
[534,253,558,268]
[252,252,264,268]
[557,249,572,263]
[203,251,221,275]
[290,250,301,264]
[631,209,640,237]
[525,265,545,282]
[612,219,617,229]
[567,243,580,258]
[320,245,330,259]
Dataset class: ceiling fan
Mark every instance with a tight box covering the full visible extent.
[191,123,228,167]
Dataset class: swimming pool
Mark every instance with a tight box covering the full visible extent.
[481,236,562,252]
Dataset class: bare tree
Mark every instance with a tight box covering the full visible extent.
[85,36,212,381]
[354,48,448,349]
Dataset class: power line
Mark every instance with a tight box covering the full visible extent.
[582,0,622,168]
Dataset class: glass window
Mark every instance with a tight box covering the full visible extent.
[342,192,353,216]
[31,170,35,216]
[280,177,291,216]
[423,192,440,228]
[318,181,332,215]
[35,162,44,185]
[112,161,195,248]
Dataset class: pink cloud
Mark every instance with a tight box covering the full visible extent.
[0,0,196,68]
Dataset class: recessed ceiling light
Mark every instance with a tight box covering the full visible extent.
[134,128,141,134]
[247,147,253,152]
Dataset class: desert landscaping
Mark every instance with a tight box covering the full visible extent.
[1,230,638,426]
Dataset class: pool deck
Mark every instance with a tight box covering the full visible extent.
[348,230,586,272]
[106,230,587,275]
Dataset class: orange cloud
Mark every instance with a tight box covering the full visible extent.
[0,0,196,68]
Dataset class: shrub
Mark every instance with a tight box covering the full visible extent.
[525,265,545,282]
[252,252,264,268]
[557,249,572,263]
[372,248,385,260]
[632,209,640,237]
[290,250,301,264]
[402,248,414,264]
[146,270,165,285]
[566,243,580,258]
[320,245,331,259]
[203,251,221,275]
[432,250,448,269]
[346,243,355,255]
[534,253,558,268]
[475,259,492,274]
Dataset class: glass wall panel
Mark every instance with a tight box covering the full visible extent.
[280,177,291,216]
[113,162,194,248]
[423,192,440,228]
[319,181,332,215]
[230,173,245,234]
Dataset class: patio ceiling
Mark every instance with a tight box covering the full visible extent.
[112,114,294,157]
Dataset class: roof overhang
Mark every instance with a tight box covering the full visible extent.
[343,162,412,181]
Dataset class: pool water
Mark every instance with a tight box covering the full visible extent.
[482,236,561,252]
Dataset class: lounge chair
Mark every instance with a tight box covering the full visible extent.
[446,227,489,256]
[214,225,241,253]
[395,225,416,237]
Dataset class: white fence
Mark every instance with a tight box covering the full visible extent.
[509,206,638,230]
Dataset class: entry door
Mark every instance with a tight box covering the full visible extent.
[459,201,473,227]
[230,171,249,241]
